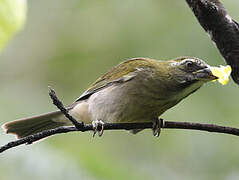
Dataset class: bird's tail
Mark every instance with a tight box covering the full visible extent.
[1,111,72,139]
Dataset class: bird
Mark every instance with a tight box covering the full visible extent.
[2,56,218,139]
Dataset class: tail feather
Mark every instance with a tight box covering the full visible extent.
[17,119,63,138]
[2,110,71,139]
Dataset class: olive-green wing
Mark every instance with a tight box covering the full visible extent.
[75,58,156,101]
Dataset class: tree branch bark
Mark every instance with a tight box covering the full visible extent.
[185,0,239,84]
[1,88,239,154]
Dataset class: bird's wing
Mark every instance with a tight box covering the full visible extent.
[74,58,155,102]
[75,71,137,101]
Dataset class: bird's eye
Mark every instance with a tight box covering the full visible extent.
[185,61,193,68]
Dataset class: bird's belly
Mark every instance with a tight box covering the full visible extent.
[87,83,163,123]
[69,101,92,124]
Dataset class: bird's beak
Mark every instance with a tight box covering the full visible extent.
[193,66,218,81]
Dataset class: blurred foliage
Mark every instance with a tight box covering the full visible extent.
[0,0,239,180]
[0,0,26,51]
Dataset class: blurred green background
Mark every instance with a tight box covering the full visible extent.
[1,0,239,179]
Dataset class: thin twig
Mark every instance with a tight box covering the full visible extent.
[1,121,239,153]
[48,87,84,129]
[1,89,239,154]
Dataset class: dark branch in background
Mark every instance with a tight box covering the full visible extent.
[1,88,239,154]
[186,0,239,84]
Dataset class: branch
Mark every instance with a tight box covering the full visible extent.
[185,0,239,84]
[1,88,239,154]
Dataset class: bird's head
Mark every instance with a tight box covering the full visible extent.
[168,56,217,84]
[156,56,218,97]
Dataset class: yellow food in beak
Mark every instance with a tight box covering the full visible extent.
[210,65,232,85]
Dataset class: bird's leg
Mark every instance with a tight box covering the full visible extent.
[152,118,164,137]
[92,119,105,137]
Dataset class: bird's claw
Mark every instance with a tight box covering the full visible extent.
[92,120,105,137]
[152,118,164,137]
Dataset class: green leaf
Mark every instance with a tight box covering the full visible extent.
[0,0,27,51]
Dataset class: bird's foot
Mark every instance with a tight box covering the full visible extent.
[92,120,105,137]
[152,118,164,137]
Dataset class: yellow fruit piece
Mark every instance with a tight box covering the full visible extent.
[210,65,232,85]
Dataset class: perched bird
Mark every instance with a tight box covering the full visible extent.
[2,56,219,139]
